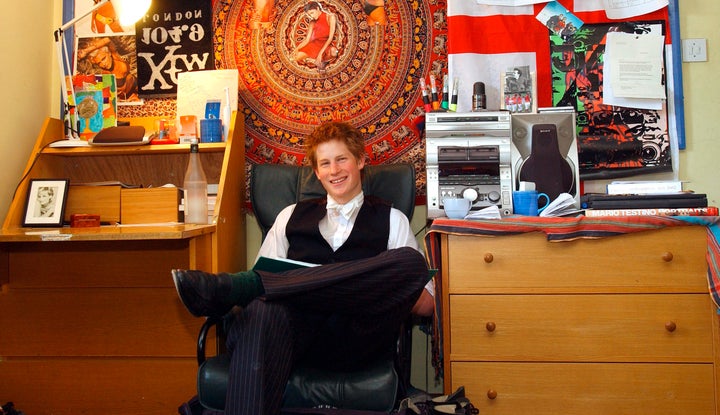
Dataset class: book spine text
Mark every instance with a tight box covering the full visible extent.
[585,206,718,217]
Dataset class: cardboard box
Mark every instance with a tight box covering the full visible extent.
[64,185,122,224]
[121,187,181,224]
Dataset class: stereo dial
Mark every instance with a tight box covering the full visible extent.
[487,191,501,203]
[462,188,479,202]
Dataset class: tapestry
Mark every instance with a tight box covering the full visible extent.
[212,0,446,197]
[135,0,215,98]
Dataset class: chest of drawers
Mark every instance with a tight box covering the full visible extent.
[439,225,719,415]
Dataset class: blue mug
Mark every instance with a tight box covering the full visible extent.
[512,190,550,216]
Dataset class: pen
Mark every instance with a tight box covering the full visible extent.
[419,78,432,112]
[429,74,440,110]
[449,77,459,112]
[441,74,449,110]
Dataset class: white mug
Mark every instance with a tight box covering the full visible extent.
[443,197,471,219]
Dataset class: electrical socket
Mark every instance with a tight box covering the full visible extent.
[682,38,708,62]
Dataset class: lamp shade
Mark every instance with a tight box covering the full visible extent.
[115,0,152,26]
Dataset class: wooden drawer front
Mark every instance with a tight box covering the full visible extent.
[0,357,197,415]
[0,288,198,357]
[451,362,716,415]
[6,240,190,288]
[447,227,707,294]
[450,294,714,362]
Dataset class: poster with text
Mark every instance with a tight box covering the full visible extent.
[135,0,214,98]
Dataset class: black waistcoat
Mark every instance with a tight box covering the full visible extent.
[286,196,391,264]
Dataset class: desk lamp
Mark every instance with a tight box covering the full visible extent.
[53,0,151,145]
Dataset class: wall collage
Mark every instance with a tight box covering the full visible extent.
[73,0,673,198]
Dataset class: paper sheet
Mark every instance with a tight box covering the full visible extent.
[176,69,240,127]
[603,0,669,20]
[605,32,666,101]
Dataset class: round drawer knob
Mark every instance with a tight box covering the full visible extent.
[486,322,496,332]
[662,252,673,262]
[484,253,494,263]
[487,389,497,400]
[665,321,677,332]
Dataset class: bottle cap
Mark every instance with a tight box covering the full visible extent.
[473,82,485,95]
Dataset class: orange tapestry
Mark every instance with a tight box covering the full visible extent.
[212,0,446,197]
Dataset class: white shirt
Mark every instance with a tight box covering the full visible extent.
[256,192,434,296]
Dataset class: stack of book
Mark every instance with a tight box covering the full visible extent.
[582,180,718,217]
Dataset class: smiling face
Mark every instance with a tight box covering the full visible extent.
[313,139,365,204]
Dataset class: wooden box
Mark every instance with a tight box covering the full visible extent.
[64,185,122,224]
[121,187,181,224]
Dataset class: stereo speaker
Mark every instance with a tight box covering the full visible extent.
[510,111,580,204]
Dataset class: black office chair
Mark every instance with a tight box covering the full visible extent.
[195,162,418,412]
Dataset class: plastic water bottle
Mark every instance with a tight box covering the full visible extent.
[222,87,232,141]
[183,142,208,224]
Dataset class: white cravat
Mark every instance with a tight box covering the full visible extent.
[322,193,363,250]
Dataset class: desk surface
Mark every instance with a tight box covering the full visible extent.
[0,223,215,242]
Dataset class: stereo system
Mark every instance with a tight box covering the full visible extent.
[426,108,579,218]
[426,111,514,218]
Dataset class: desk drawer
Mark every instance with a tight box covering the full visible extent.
[449,293,714,362]
[451,362,716,415]
[447,227,707,294]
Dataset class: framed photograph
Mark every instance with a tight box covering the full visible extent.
[22,179,70,227]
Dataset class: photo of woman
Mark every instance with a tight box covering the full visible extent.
[292,1,339,71]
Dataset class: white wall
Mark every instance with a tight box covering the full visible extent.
[676,0,720,203]
[0,0,56,223]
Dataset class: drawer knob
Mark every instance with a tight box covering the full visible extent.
[487,389,497,400]
[665,321,677,332]
[662,252,673,262]
[484,253,494,263]
[486,322,496,332]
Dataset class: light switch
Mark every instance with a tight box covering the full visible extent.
[682,38,708,62]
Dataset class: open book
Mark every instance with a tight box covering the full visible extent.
[540,193,583,217]
[252,256,318,273]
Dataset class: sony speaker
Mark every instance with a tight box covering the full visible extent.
[510,110,580,203]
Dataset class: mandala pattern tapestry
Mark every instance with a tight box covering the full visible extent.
[212,0,446,198]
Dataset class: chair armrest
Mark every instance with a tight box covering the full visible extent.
[197,316,225,366]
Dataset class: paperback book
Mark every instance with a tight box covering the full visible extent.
[606,180,683,195]
[252,256,317,273]
[581,193,707,209]
[584,206,718,217]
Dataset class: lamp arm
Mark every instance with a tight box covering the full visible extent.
[55,28,79,139]
[53,0,112,139]
[59,0,111,32]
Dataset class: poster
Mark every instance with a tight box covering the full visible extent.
[75,34,141,104]
[550,21,672,178]
[134,0,215,97]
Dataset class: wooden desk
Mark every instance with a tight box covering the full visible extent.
[426,217,720,415]
[0,115,246,415]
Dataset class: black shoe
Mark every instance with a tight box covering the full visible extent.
[172,269,236,318]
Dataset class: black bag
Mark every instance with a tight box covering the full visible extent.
[397,386,478,415]
[1,402,25,415]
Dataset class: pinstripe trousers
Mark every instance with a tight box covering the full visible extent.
[224,246,429,415]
